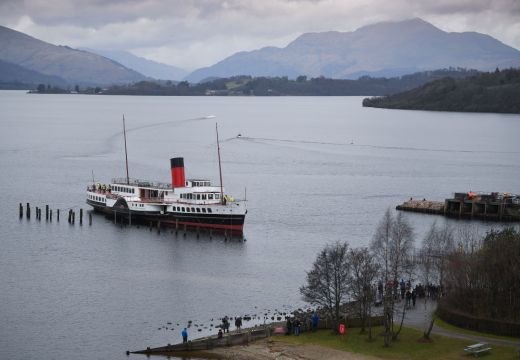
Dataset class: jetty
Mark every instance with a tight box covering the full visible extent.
[397,192,520,221]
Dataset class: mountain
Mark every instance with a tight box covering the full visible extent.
[186,18,520,83]
[0,25,146,86]
[82,48,188,81]
[0,58,68,89]
[362,68,520,114]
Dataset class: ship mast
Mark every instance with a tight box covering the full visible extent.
[123,115,130,185]
[216,123,224,204]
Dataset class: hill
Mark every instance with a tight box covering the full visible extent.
[0,58,68,89]
[82,48,188,81]
[186,18,520,83]
[0,25,146,86]
[102,68,478,96]
[362,68,520,114]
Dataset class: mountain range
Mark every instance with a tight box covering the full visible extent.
[81,48,188,81]
[1,18,520,88]
[0,25,145,86]
[186,18,520,83]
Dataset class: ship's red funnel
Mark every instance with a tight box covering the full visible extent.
[170,157,185,188]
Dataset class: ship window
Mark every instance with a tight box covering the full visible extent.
[196,208,201,213]
[191,207,195,212]
[208,194,213,199]
[182,207,185,212]
[196,194,201,200]
[186,208,190,212]
[215,194,220,199]
[207,208,212,213]
[202,194,207,200]
[202,208,206,213]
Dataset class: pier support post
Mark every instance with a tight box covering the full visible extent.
[89,212,92,226]
[45,205,49,221]
[57,209,60,222]
[19,203,23,218]
[72,211,75,225]
[68,209,72,224]
[50,209,52,222]
[128,209,131,226]
[80,208,83,226]
[26,203,30,219]
[175,219,178,236]
[157,221,161,234]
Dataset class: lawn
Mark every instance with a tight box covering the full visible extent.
[275,326,519,359]
[434,318,520,343]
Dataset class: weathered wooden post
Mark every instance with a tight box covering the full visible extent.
[57,209,60,222]
[196,226,200,239]
[149,221,153,231]
[68,209,72,223]
[50,209,53,222]
[19,203,23,218]
[175,218,178,236]
[209,229,212,240]
[45,205,49,221]
[183,224,187,237]
[79,208,83,226]
[26,203,30,219]
[157,221,161,234]
[89,212,92,226]
[114,210,116,224]
[128,209,131,226]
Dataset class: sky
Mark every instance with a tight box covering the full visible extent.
[1,0,519,71]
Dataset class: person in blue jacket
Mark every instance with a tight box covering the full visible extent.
[182,328,188,343]
[311,312,319,332]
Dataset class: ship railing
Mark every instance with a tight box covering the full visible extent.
[111,178,172,189]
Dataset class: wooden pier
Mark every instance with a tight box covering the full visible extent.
[397,192,520,221]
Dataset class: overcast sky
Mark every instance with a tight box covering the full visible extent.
[1,0,519,71]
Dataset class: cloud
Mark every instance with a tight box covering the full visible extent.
[1,0,519,71]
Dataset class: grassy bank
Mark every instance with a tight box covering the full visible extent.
[276,326,519,359]
[435,318,520,343]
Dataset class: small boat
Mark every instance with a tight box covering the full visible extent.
[86,119,246,234]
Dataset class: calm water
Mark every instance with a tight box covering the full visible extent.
[0,91,519,360]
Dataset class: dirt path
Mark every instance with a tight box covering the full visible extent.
[208,338,377,360]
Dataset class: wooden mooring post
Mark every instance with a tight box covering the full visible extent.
[68,209,72,223]
[157,221,161,234]
[49,209,52,222]
[79,208,83,226]
[45,205,49,221]
[19,203,23,218]
[26,203,30,219]
[57,209,60,222]
[89,212,92,226]
[175,219,178,236]
[183,224,187,237]
[72,211,75,225]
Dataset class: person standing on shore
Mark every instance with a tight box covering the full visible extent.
[182,328,188,343]
[235,316,242,332]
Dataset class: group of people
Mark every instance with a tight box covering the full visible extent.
[375,279,444,309]
[285,312,319,336]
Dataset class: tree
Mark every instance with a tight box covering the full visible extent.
[371,209,415,345]
[300,241,350,332]
[348,247,379,340]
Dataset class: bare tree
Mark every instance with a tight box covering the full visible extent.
[419,221,437,340]
[300,241,350,332]
[348,247,379,340]
[371,209,415,345]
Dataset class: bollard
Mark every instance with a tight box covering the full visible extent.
[89,212,92,226]
[57,209,60,222]
[80,208,83,226]
[26,203,30,219]
[19,203,23,218]
[45,205,49,221]
[50,209,52,222]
